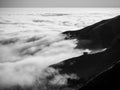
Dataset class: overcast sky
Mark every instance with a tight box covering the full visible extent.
[0,0,120,7]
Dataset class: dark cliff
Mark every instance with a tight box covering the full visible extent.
[62,15,120,49]
[49,15,120,89]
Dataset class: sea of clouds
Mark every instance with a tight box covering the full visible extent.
[0,8,120,89]
[0,33,86,89]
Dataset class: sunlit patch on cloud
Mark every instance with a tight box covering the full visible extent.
[48,73,79,86]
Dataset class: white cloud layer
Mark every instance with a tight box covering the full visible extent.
[0,9,117,89]
[0,33,86,89]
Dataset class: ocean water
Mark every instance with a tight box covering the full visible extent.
[0,8,120,89]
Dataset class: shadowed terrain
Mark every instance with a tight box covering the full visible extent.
[63,15,120,49]
[50,36,120,89]
[48,15,120,89]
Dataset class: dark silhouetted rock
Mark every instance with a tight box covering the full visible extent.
[80,62,120,90]
[62,15,120,49]
[50,35,120,89]
[49,15,120,89]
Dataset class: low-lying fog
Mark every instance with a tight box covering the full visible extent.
[0,8,120,89]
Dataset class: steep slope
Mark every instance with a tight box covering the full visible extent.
[50,36,120,89]
[48,15,120,89]
[62,15,120,49]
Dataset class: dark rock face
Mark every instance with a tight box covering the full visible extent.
[49,15,120,89]
[80,62,120,90]
[62,15,120,49]
[50,36,120,89]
